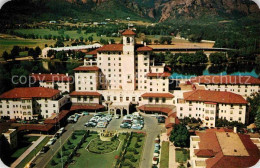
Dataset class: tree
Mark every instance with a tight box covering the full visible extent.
[143,38,152,45]
[55,40,65,47]
[154,39,159,44]
[188,34,203,42]
[0,135,12,166]
[77,29,82,34]
[10,46,20,60]
[255,108,260,128]
[209,52,227,64]
[65,35,70,41]
[28,48,35,56]
[247,92,260,124]
[169,124,190,147]
[79,36,84,42]
[51,159,56,166]
[2,51,9,61]
[195,51,208,64]
[88,36,93,43]
[35,46,42,56]
[159,37,172,44]
[110,39,115,44]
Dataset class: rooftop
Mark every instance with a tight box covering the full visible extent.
[195,129,260,168]
[191,75,260,85]
[73,66,100,71]
[97,44,123,52]
[70,91,101,97]
[0,87,60,99]
[216,132,249,156]
[31,73,72,82]
[136,46,153,52]
[146,72,171,78]
[122,29,136,36]
[183,90,247,104]
[141,92,174,98]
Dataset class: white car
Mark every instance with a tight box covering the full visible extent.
[96,121,108,128]
[153,153,159,157]
[47,138,56,146]
[115,115,120,119]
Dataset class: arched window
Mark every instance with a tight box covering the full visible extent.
[126,37,130,43]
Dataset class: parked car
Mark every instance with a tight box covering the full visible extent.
[96,121,108,128]
[131,124,142,130]
[82,112,89,116]
[115,115,120,119]
[46,138,56,146]
[40,146,50,154]
[84,122,97,127]
[73,115,80,123]
[120,122,131,128]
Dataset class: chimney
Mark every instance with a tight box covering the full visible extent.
[234,127,237,133]
[66,73,68,76]
[141,41,144,44]
[144,42,147,46]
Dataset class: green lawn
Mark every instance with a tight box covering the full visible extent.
[16,136,50,168]
[11,136,40,159]
[175,148,190,163]
[121,132,145,168]
[47,130,86,168]
[70,133,127,168]
[0,38,56,54]
[160,141,169,168]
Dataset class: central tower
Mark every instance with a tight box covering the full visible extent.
[122,30,136,91]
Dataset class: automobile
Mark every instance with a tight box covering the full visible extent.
[67,115,75,123]
[131,124,142,130]
[96,121,108,128]
[82,112,89,116]
[46,138,56,146]
[154,150,160,154]
[40,146,50,154]
[122,120,132,124]
[154,143,160,148]
[115,115,120,119]
[154,146,160,151]
[153,153,159,157]
[157,116,165,123]
[84,122,96,127]
[73,115,80,123]
[120,122,131,128]
[57,127,65,134]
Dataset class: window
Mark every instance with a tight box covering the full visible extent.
[162,98,166,103]
[149,98,153,103]
[155,98,159,103]
[90,96,93,101]
[180,107,183,111]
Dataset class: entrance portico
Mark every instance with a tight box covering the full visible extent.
[108,102,130,116]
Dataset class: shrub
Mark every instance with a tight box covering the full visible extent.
[135,143,141,148]
[130,157,137,162]
[124,153,133,159]
[68,145,75,149]
[57,152,61,158]
[50,159,56,166]
[127,147,135,152]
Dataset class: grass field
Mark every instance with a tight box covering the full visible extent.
[70,133,127,168]
[11,136,40,159]
[160,141,169,168]
[175,148,190,163]
[16,136,50,168]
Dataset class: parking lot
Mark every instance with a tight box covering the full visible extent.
[33,112,166,168]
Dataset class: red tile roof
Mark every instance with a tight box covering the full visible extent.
[0,87,60,99]
[146,72,171,77]
[137,46,153,52]
[97,44,123,52]
[73,66,99,71]
[44,110,70,124]
[86,49,98,55]
[70,91,101,97]
[18,124,53,132]
[165,115,180,128]
[194,129,260,168]
[70,103,105,111]
[183,90,247,104]
[31,74,72,82]
[141,93,174,98]
[195,149,215,157]
[138,105,174,114]
[122,29,136,35]
[191,75,260,85]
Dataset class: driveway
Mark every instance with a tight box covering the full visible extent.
[33,114,165,168]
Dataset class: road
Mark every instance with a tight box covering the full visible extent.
[33,114,165,168]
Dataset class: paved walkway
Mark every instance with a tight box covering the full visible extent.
[11,135,46,168]
[169,142,178,168]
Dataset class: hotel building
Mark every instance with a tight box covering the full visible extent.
[175,90,247,127]
[31,73,73,93]
[190,129,260,168]
[190,75,260,98]
[72,29,173,116]
[0,87,69,120]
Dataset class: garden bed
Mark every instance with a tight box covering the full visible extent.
[175,148,190,163]
[87,137,120,154]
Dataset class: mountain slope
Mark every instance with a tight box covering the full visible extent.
[0,0,259,24]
